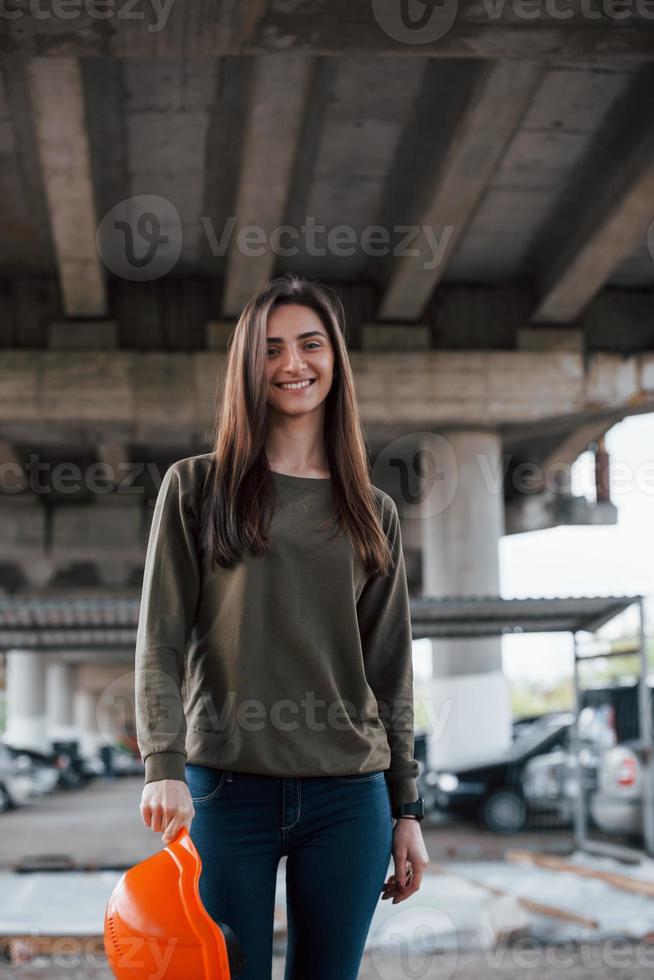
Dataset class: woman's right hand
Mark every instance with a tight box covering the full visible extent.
[140,778,195,845]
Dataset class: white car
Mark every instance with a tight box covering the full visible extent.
[2,743,61,800]
[590,744,643,837]
[0,745,42,809]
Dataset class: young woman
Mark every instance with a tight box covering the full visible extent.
[136,274,429,980]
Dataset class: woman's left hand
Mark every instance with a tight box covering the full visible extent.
[381,817,430,903]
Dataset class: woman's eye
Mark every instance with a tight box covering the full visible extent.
[267,343,321,356]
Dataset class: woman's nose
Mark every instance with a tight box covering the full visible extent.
[282,351,306,372]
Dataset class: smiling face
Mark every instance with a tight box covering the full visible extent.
[265,303,335,416]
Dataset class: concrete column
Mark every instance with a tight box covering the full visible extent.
[3,650,48,753]
[73,689,102,759]
[46,660,79,742]
[419,430,512,770]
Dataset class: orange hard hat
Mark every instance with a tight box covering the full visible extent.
[104,825,245,978]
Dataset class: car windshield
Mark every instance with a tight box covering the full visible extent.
[510,715,570,757]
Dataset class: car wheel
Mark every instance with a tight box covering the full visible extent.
[479,789,527,834]
[0,784,13,813]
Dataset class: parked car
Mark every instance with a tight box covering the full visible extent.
[580,683,652,839]
[581,680,654,740]
[2,745,60,799]
[51,740,97,789]
[425,711,575,833]
[523,683,652,832]
[108,747,145,777]
[512,714,547,740]
[590,743,643,838]
[0,743,41,810]
[522,730,600,825]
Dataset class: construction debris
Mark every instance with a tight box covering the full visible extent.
[507,849,654,898]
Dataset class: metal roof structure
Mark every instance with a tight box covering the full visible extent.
[410,594,643,639]
[0,593,139,651]
[0,591,642,650]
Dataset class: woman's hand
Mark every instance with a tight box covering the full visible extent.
[140,778,196,845]
[381,817,430,903]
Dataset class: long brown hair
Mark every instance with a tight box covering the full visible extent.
[200,274,394,578]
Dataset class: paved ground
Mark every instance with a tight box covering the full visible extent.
[0,943,652,979]
[0,774,575,870]
[1,775,642,978]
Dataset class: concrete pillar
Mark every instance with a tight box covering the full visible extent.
[73,689,102,759]
[3,650,49,752]
[420,430,512,770]
[46,661,79,742]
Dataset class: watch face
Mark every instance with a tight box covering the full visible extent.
[395,798,425,819]
[409,798,424,820]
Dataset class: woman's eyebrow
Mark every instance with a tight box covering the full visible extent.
[266,330,327,343]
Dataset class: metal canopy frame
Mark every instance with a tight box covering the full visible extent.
[410,592,651,862]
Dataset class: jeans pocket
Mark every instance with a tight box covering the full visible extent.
[185,764,227,804]
[335,771,385,783]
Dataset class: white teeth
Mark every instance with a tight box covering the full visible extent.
[278,379,313,390]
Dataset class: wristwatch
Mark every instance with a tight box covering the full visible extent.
[392,797,425,822]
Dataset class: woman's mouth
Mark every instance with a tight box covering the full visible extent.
[274,378,316,391]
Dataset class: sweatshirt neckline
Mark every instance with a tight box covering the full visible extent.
[270,469,332,490]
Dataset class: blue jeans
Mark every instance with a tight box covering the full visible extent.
[185,763,394,980]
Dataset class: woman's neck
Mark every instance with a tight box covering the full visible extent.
[265,419,330,478]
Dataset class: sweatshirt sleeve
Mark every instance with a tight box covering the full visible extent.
[356,493,420,810]
[135,460,201,785]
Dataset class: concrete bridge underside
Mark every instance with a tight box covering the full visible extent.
[1,2,653,769]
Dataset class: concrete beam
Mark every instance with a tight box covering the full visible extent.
[0,495,143,566]
[52,498,143,561]
[517,328,584,352]
[503,416,618,501]
[379,61,545,320]
[540,419,614,478]
[506,491,618,534]
[222,54,312,318]
[2,4,653,62]
[532,74,654,323]
[0,496,46,560]
[1,349,654,441]
[360,323,431,350]
[48,320,117,349]
[533,156,654,322]
[26,59,107,318]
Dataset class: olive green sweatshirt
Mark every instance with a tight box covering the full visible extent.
[135,453,420,809]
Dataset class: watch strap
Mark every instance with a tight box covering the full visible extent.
[392,797,424,821]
